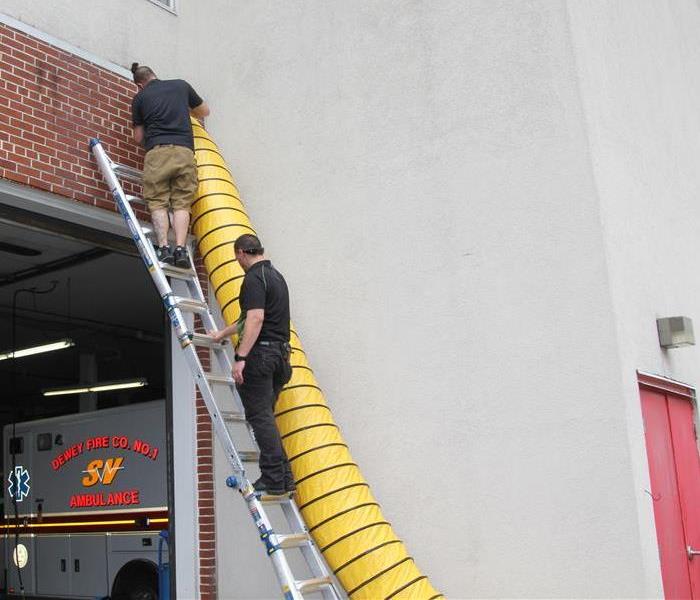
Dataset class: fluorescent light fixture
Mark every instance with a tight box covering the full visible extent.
[90,380,148,393]
[44,387,91,397]
[0,339,75,361]
[43,379,148,397]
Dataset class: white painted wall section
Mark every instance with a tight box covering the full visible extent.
[4,1,700,597]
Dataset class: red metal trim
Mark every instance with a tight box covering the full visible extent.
[637,372,695,399]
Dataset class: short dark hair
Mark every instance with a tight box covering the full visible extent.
[131,63,156,84]
[234,234,264,255]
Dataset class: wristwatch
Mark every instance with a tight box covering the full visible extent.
[234,353,247,362]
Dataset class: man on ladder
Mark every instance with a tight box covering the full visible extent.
[209,234,296,495]
[130,62,210,268]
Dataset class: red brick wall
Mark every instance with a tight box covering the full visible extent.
[0,22,148,220]
[0,21,215,598]
[194,262,217,599]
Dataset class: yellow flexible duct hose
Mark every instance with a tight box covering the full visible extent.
[191,120,443,599]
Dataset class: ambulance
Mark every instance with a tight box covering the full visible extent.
[1,401,167,599]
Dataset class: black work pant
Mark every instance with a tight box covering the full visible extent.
[236,343,293,489]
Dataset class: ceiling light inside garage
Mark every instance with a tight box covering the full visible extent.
[43,387,91,397]
[0,339,75,361]
[90,380,149,393]
[43,378,148,397]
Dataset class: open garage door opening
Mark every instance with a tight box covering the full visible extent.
[0,213,172,599]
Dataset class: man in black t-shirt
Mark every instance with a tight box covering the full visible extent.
[131,63,210,269]
[209,235,294,495]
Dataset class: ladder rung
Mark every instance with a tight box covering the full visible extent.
[239,450,259,462]
[191,333,226,349]
[258,494,294,504]
[297,577,334,594]
[161,263,196,279]
[125,194,146,207]
[205,373,235,386]
[221,410,246,423]
[173,296,209,314]
[277,533,310,549]
[113,162,143,183]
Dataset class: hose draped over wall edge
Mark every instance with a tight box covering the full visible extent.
[191,119,442,600]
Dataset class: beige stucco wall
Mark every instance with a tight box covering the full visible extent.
[4,1,700,597]
[568,1,700,593]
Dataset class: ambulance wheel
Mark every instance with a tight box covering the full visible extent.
[111,559,159,600]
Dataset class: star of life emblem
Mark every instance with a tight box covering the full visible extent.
[8,466,30,502]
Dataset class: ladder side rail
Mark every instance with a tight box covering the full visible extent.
[187,304,240,399]
[180,344,247,478]
[180,277,239,392]
[182,278,238,379]
[177,284,236,382]
[209,345,247,410]
[182,284,248,417]
[206,342,267,466]
[210,345,235,383]
[185,285,218,330]
[297,547,343,600]
[185,278,248,416]
[184,268,210,313]
[192,307,239,404]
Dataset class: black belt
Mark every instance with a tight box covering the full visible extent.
[257,340,287,347]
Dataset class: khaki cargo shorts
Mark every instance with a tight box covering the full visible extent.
[143,144,198,213]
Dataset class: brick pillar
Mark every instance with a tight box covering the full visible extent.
[194,254,217,599]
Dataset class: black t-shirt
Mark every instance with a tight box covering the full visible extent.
[131,79,203,151]
[239,260,290,343]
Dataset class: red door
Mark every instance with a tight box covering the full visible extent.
[640,374,700,599]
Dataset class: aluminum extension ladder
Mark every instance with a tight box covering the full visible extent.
[89,138,344,600]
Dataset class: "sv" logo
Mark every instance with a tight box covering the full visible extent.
[81,458,124,487]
